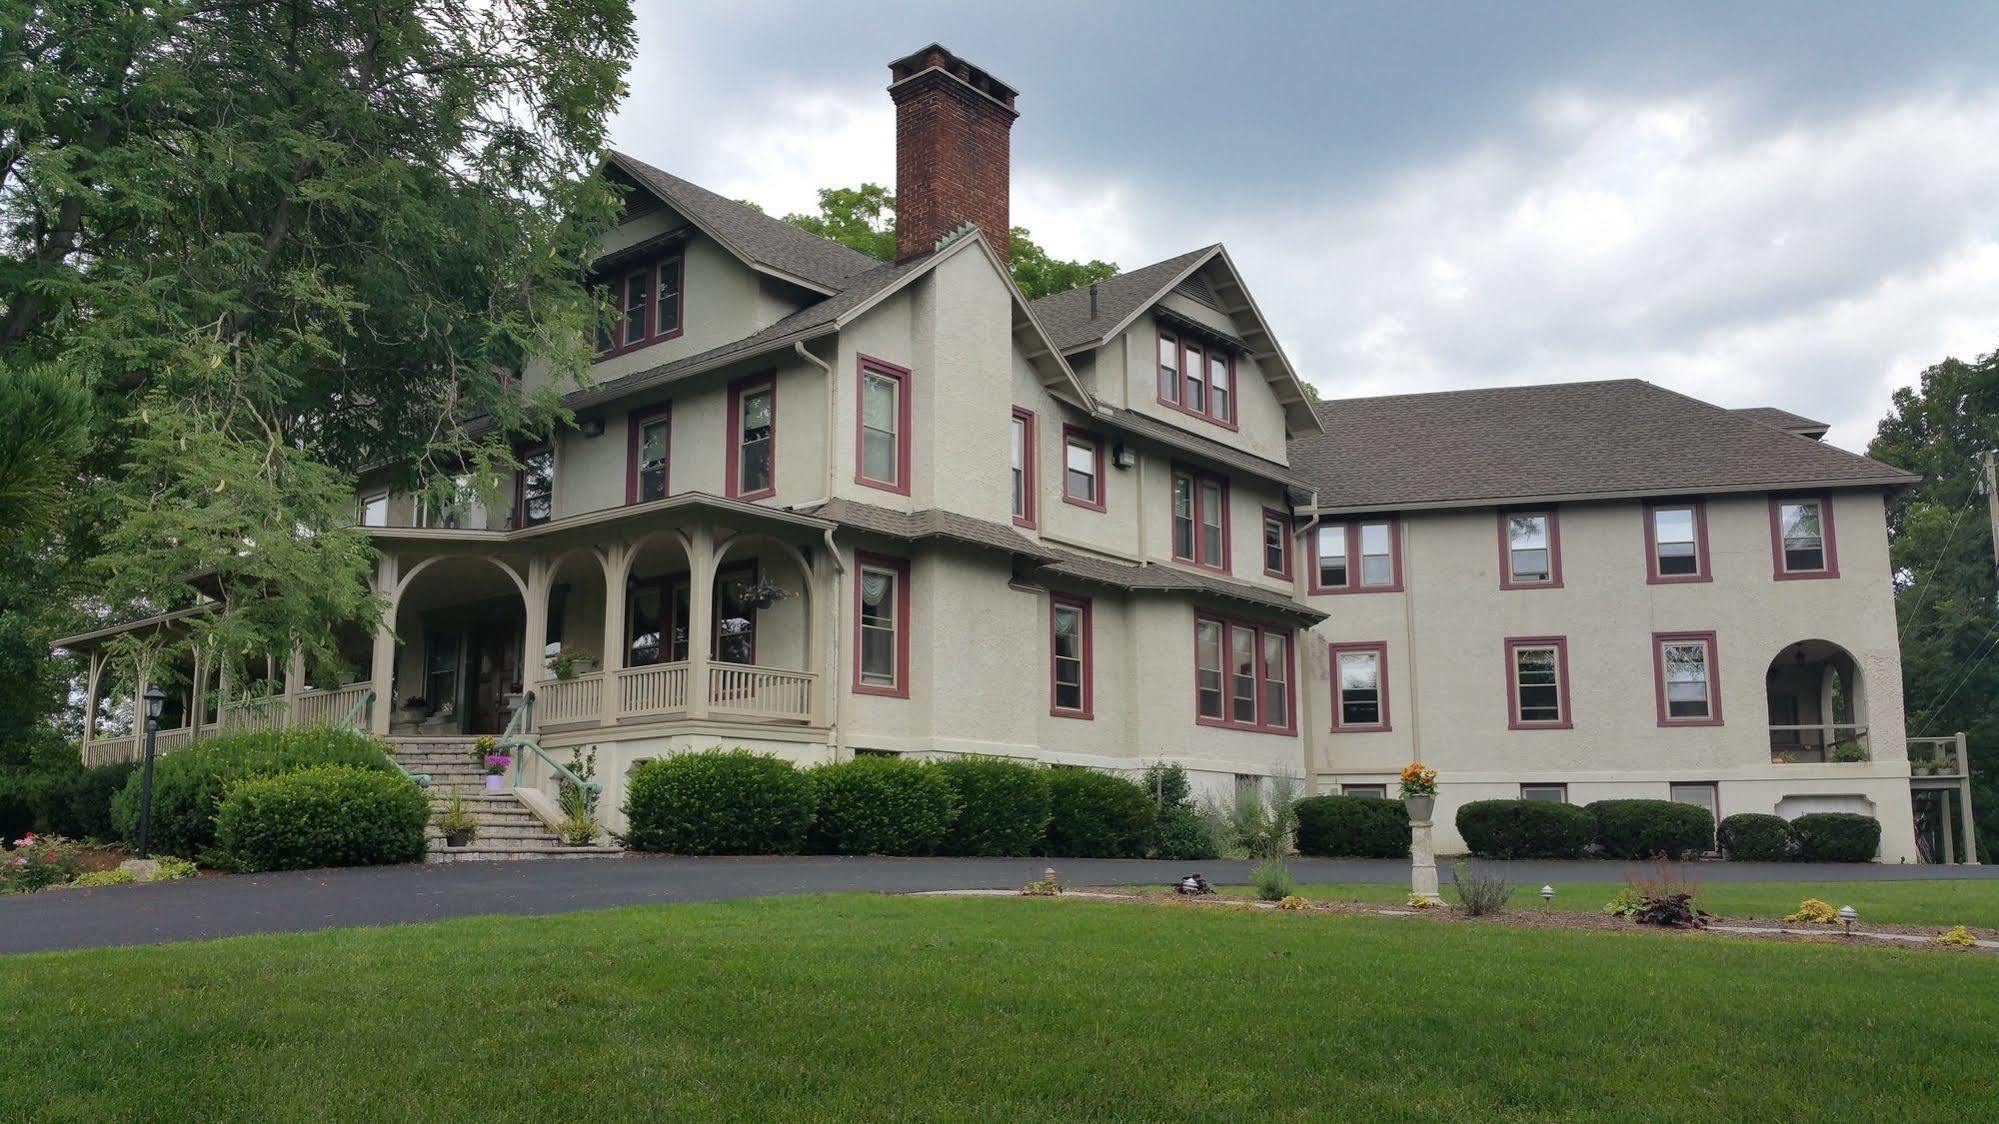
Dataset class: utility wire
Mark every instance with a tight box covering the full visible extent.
[1914,616,1999,736]
[1897,495,1979,646]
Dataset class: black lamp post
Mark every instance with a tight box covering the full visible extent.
[135,684,166,859]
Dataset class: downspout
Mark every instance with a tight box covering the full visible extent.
[1401,518,1422,767]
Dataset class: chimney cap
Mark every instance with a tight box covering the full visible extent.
[887,43,1018,113]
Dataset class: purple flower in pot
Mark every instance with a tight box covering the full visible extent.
[483,753,512,792]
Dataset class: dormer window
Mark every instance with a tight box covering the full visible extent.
[1155,325,1236,427]
[596,250,686,359]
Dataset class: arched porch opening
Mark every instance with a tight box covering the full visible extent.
[391,554,529,735]
[1765,639,1866,763]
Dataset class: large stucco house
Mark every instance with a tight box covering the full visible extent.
[61,45,1975,863]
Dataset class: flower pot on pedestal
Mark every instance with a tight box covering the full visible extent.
[1404,795,1436,823]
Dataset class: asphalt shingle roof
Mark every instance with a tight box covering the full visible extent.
[1038,549,1325,623]
[1028,247,1215,351]
[806,499,1058,562]
[1732,406,1831,436]
[1288,379,1916,511]
[1094,406,1311,489]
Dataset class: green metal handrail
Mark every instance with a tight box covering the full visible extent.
[344,689,429,790]
[502,693,600,814]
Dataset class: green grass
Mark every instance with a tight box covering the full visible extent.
[1163,877,1999,927]
[3,895,1996,1121]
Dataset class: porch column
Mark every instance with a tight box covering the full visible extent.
[523,556,551,694]
[1958,732,1980,865]
[131,669,147,764]
[1943,794,1957,864]
[687,526,715,720]
[369,552,399,735]
[284,647,305,727]
[82,651,103,765]
[810,546,838,727]
[598,542,628,727]
[189,649,206,739]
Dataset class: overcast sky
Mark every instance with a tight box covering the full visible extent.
[611,2,1999,451]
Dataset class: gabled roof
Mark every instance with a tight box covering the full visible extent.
[1289,379,1918,513]
[1028,246,1323,435]
[1091,406,1312,491]
[805,498,1057,562]
[605,151,881,294]
[1732,406,1831,440]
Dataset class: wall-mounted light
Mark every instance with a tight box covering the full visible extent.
[578,416,606,438]
[1111,441,1137,470]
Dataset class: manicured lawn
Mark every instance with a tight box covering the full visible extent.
[3,896,1996,1121]
[1178,878,1999,927]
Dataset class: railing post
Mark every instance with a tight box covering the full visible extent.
[599,542,627,728]
[1957,732,1980,865]
[687,528,714,721]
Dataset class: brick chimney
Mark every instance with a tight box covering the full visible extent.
[888,44,1018,267]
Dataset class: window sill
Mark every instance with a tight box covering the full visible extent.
[1197,715,1297,737]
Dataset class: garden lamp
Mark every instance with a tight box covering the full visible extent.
[1540,885,1555,907]
[136,684,167,860]
[143,683,166,728]
[1837,905,1857,934]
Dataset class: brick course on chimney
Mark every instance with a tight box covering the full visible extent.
[888,44,1017,267]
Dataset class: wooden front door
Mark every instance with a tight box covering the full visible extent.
[468,601,524,734]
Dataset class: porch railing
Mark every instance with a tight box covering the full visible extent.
[296,682,374,729]
[1769,724,1869,763]
[1909,735,1970,779]
[708,665,815,722]
[539,672,605,727]
[616,662,689,719]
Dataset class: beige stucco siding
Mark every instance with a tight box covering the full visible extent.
[1118,300,1292,466]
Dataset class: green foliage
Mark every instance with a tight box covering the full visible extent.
[1448,861,1513,916]
[1219,779,1300,861]
[1295,794,1410,858]
[1250,859,1295,902]
[780,183,1117,299]
[1718,813,1797,862]
[435,791,479,845]
[215,765,428,872]
[108,727,397,859]
[808,757,959,856]
[621,749,816,855]
[154,856,198,881]
[1042,769,1153,858]
[1140,763,1220,860]
[0,363,89,552]
[933,757,1050,857]
[1584,799,1714,860]
[1455,800,1594,859]
[0,832,79,893]
[71,868,135,888]
[1602,887,1646,917]
[1790,812,1882,863]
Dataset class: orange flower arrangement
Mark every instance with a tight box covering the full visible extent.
[1399,763,1438,798]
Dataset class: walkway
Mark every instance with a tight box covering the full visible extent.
[4,855,1992,955]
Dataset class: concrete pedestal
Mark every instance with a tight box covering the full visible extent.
[1409,817,1444,904]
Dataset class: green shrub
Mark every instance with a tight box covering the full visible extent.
[809,757,959,856]
[1456,799,1594,859]
[215,765,429,872]
[934,757,1050,856]
[72,868,136,888]
[109,727,397,859]
[1791,812,1881,862]
[42,761,138,840]
[621,748,815,855]
[1718,813,1796,862]
[1141,764,1220,860]
[1042,768,1154,858]
[1251,858,1294,901]
[1585,799,1715,860]
[1296,795,1409,858]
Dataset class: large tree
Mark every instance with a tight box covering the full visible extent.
[782,184,1117,300]
[1868,348,1999,861]
[0,1,635,709]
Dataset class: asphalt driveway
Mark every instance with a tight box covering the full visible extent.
[3,854,1992,955]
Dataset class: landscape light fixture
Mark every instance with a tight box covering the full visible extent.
[136,684,168,859]
[1837,905,1858,935]
[1540,885,1555,907]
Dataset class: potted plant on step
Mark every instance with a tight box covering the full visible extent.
[395,695,429,726]
[436,792,478,848]
[483,751,511,793]
[1400,763,1439,822]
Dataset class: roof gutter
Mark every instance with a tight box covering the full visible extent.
[1308,475,1924,517]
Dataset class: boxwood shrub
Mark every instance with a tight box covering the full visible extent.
[1791,812,1881,862]
[1718,812,1797,861]
[1143,764,1220,860]
[1455,799,1593,859]
[110,727,398,859]
[621,748,815,855]
[1296,795,1409,858]
[1043,768,1154,858]
[1585,799,1715,860]
[214,764,429,871]
[809,756,959,856]
[934,757,1050,856]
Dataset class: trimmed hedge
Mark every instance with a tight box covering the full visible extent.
[934,757,1050,857]
[0,759,134,843]
[1456,799,1593,859]
[1043,768,1154,858]
[214,764,429,872]
[109,727,397,859]
[1792,812,1881,862]
[1585,799,1715,860]
[810,757,959,856]
[1718,813,1796,862]
[621,748,815,855]
[1296,795,1410,858]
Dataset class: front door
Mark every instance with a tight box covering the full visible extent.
[469,601,524,734]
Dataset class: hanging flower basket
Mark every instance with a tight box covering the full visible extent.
[732,580,793,611]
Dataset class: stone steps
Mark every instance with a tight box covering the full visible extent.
[387,736,620,863]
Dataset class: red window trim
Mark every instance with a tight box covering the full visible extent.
[1308,515,1404,594]
[513,444,554,528]
[1170,463,1231,573]
[1504,635,1573,730]
[725,373,777,502]
[595,251,686,361]
[1496,508,1564,590]
[1061,425,1107,512]
[1261,507,1293,580]
[1652,629,1724,727]
[1193,613,1296,735]
[1154,324,1239,429]
[1643,498,1712,584]
[852,552,911,698]
[853,355,912,495]
[624,401,672,505]
[1328,640,1390,733]
[1048,593,1093,719]
[1011,407,1038,529]
[1768,492,1840,580]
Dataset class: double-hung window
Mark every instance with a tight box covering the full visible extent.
[1645,500,1709,582]
[1311,517,1400,593]
[1157,333,1181,404]
[596,251,686,359]
[359,491,389,528]
[1194,615,1294,733]
[1505,637,1571,729]
[1262,509,1292,579]
[1062,427,1105,510]
[854,554,909,697]
[1049,595,1092,718]
[728,376,776,501]
[1010,408,1037,527]
[627,403,671,504]
[1329,641,1389,732]
[1654,631,1722,726]
[516,446,555,527]
[855,357,910,493]
[1183,341,1207,415]
[1770,495,1838,579]
[1499,510,1561,588]
[1170,467,1229,571]
[1154,327,1236,426]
